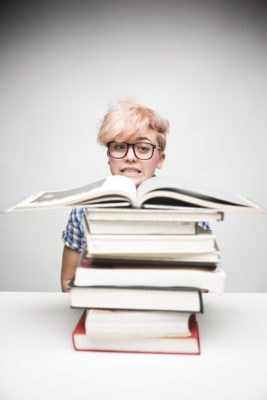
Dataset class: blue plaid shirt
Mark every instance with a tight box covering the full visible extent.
[62,208,86,252]
[62,208,211,253]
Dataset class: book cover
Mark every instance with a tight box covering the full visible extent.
[72,311,201,355]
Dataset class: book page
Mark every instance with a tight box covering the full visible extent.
[100,175,136,201]
[6,175,137,210]
[136,175,261,209]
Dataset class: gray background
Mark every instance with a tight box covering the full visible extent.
[1,0,266,292]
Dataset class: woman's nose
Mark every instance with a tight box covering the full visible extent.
[124,145,137,160]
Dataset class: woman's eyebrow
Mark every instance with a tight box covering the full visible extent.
[134,136,152,142]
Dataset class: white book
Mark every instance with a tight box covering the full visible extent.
[70,286,203,313]
[85,231,216,257]
[73,262,225,294]
[83,208,223,235]
[72,312,200,354]
[88,240,221,265]
[85,309,192,337]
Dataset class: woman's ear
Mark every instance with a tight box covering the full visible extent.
[156,152,166,169]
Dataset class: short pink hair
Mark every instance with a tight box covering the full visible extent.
[97,97,169,150]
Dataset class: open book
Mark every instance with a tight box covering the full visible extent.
[6,174,263,212]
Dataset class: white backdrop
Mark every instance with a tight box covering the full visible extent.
[1,0,266,292]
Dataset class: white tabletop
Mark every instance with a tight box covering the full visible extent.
[0,292,266,400]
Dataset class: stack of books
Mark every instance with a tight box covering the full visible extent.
[71,207,226,355]
[7,174,262,355]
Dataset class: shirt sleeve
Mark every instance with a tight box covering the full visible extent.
[62,208,85,252]
[198,221,211,231]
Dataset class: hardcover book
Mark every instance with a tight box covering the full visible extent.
[85,309,193,337]
[70,285,204,313]
[85,230,216,257]
[72,256,225,294]
[83,207,224,235]
[72,311,201,355]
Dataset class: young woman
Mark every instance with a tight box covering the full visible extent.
[61,98,169,292]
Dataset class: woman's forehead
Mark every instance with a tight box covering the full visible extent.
[113,131,158,143]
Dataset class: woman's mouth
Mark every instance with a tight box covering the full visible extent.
[120,168,141,177]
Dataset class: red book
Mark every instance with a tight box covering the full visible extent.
[72,311,201,355]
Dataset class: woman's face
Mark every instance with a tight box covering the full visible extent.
[107,131,165,187]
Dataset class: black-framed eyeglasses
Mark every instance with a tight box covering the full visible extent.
[107,141,162,160]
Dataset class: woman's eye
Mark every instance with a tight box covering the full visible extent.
[137,145,150,153]
[115,144,126,151]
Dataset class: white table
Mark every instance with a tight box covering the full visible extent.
[0,292,266,400]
